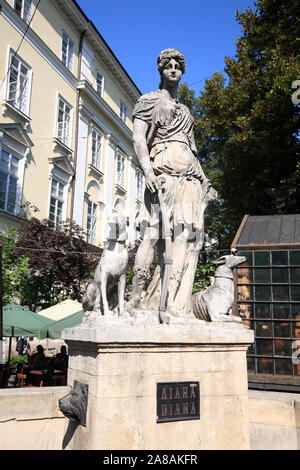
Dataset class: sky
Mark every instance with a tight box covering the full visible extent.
[76,0,257,95]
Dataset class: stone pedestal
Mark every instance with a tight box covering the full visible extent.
[63,313,254,450]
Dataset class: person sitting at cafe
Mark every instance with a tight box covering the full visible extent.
[30,345,47,370]
[52,345,68,372]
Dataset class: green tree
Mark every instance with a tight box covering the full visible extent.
[179,0,300,247]
[193,257,216,293]
[1,228,29,305]
[15,218,99,309]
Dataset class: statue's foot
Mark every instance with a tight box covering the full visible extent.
[118,310,131,319]
[103,309,115,316]
[126,297,141,311]
[211,314,242,323]
[167,306,179,317]
[159,310,170,324]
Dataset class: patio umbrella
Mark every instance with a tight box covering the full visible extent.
[36,299,83,322]
[2,304,54,386]
[3,304,53,337]
[38,309,83,339]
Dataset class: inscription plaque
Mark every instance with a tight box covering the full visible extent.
[157,381,200,423]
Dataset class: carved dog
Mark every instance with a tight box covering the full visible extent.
[192,254,246,322]
[82,213,129,316]
[59,381,88,426]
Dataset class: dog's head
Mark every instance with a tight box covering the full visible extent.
[107,212,128,241]
[58,381,88,426]
[213,254,246,270]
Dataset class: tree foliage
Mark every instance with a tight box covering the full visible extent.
[1,228,29,305]
[179,0,300,247]
[15,218,100,309]
[193,257,216,293]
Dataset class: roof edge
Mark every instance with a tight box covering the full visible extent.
[71,0,142,96]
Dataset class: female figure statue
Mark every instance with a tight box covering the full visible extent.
[128,48,217,317]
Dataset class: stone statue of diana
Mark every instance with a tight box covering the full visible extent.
[128,49,218,318]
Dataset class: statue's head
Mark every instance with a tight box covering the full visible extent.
[107,212,128,242]
[157,48,186,89]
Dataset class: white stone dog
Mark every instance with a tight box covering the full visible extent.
[192,254,246,322]
[82,213,129,316]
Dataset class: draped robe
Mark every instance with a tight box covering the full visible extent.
[133,90,211,315]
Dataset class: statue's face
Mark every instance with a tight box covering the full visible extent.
[161,58,182,88]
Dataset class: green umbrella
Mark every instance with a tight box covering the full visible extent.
[3,304,53,337]
[38,309,83,339]
[2,305,54,386]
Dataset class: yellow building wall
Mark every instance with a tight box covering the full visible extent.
[5,0,80,77]
[4,0,137,134]
[0,12,77,219]
[81,93,133,246]
[92,55,133,131]
[0,0,140,246]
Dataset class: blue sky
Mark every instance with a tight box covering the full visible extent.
[76,0,257,95]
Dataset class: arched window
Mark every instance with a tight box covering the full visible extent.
[90,128,103,170]
[116,152,126,189]
[113,197,125,214]
[85,181,102,245]
[86,199,97,245]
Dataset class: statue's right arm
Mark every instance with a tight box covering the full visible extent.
[133,118,157,193]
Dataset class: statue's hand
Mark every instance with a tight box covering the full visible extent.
[145,171,157,193]
[206,185,218,203]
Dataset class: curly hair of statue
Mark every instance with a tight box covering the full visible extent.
[157,48,186,89]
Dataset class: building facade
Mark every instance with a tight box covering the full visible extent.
[232,214,300,392]
[0,0,143,246]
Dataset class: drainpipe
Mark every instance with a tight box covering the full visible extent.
[70,28,87,227]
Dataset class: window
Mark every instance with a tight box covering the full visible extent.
[61,31,74,71]
[116,152,126,188]
[6,51,31,115]
[14,0,32,23]
[56,96,72,148]
[120,101,127,123]
[86,200,97,245]
[91,129,102,170]
[0,149,20,214]
[81,47,93,83]
[49,179,65,226]
[237,250,300,384]
[96,72,104,97]
[136,170,143,201]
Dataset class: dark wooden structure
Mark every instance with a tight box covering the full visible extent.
[232,214,300,392]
